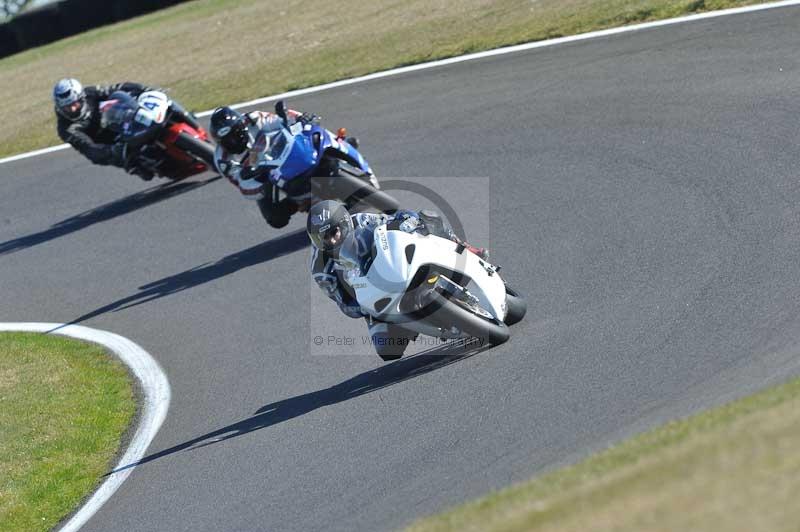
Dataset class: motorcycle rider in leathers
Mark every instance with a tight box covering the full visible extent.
[307,200,489,361]
[209,105,305,228]
[53,78,201,180]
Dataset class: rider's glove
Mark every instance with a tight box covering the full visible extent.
[296,113,320,126]
[110,142,126,167]
[340,304,366,319]
[239,165,270,183]
[392,210,422,233]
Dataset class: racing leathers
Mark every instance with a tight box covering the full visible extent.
[55,81,201,180]
[213,109,303,228]
[56,82,154,168]
[311,209,485,360]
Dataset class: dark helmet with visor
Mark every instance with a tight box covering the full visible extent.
[209,106,249,154]
[307,200,353,253]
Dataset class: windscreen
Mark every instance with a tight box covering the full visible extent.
[266,131,289,161]
[100,98,137,133]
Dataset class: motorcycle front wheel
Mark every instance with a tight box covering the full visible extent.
[503,285,527,326]
[426,290,510,346]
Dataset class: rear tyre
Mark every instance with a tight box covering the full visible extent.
[504,285,527,326]
[427,291,510,346]
[314,170,399,214]
[174,131,216,168]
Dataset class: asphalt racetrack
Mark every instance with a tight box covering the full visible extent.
[3,6,800,530]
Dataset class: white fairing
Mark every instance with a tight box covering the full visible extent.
[349,225,507,338]
[136,91,171,125]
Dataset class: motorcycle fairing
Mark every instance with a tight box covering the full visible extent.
[316,126,372,175]
[266,124,374,186]
[137,91,170,125]
[351,226,507,324]
[102,89,211,179]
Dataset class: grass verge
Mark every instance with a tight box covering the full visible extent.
[0,332,135,532]
[408,374,800,532]
[0,0,779,158]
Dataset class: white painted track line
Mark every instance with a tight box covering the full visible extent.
[1,0,799,166]
[0,323,171,532]
[0,143,70,164]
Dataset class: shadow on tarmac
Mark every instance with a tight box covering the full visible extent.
[0,175,221,257]
[56,229,309,328]
[110,341,489,474]
[0,175,220,256]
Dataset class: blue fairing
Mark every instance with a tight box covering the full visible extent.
[304,124,372,174]
[332,136,372,174]
[275,124,373,183]
[280,133,318,180]
[310,124,330,149]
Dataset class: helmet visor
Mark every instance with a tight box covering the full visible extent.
[308,201,353,253]
[321,226,343,251]
[219,125,248,153]
[60,99,84,119]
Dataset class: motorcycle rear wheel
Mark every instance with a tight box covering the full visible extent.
[314,169,399,214]
[174,132,216,168]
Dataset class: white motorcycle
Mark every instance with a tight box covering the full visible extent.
[344,223,526,347]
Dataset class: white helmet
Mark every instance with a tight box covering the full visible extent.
[53,78,88,121]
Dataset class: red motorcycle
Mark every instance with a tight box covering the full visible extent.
[100,90,215,180]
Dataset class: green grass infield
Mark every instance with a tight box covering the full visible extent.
[0,332,136,532]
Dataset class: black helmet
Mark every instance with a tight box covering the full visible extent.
[307,200,353,253]
[209,106,249,154]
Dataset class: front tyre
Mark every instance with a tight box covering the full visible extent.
[504,285,527,326]
[427,291,510,346]
[174,131,216,168]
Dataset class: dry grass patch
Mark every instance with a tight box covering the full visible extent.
[408,375,800,532]
[0,0,775,158]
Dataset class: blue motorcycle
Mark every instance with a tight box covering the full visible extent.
[251,100,398,227]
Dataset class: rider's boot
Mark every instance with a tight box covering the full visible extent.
[137,171,155,181]
[129,165,154,181]
[281,198,299,215]
[367,317,415,361]
[257,196,293,228]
